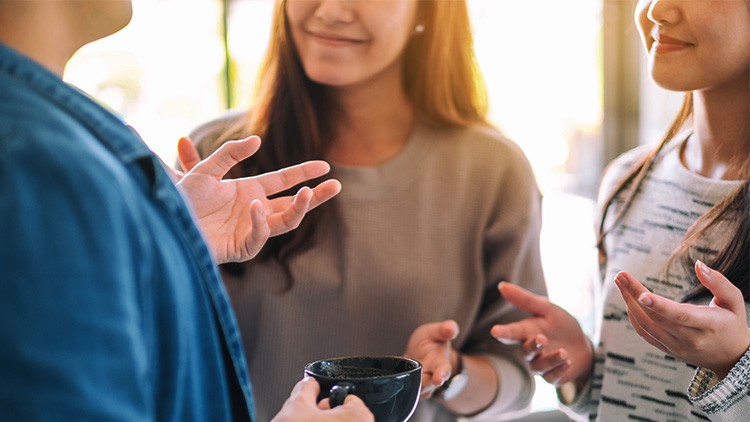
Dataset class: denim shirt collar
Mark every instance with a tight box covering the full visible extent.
[0,42,151,164]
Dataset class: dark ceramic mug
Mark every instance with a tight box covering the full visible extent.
[304,355,422,422]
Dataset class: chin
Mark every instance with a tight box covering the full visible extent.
[649,67,699,93]
[305,69,354,88]
[96,0,134,40]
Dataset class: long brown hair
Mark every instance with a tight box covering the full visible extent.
[211,0,489,284]
[596,92,749,302]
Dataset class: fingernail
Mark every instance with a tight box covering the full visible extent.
[638,293,653,306]
[614,273,629,287]
[696,260,711,278]
[534,335,543,350]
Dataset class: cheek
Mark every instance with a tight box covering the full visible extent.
[285,0,312,28]
[699,16,750,70]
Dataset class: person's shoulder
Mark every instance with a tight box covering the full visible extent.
[597,142,654,202]
[602,142,654,182]
[610,143,653,170]
[427,121,526,159]
[423,121,539,191]
[0,100,127,198]
[189,109,247,157]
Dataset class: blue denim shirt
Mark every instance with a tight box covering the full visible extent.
[0,43,255,421]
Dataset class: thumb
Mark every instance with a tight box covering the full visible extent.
[695,260,744,311]
[498,282,553,316]
[177,136,201,173]
[437,320,460,341]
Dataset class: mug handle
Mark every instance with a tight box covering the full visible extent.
[329,383,355,408]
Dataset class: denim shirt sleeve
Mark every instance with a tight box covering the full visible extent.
[0,127,153,420]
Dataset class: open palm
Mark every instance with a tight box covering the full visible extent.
[176,136,341,263]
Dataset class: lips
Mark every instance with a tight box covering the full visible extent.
[306,30,365,47]
[652,33,694,54]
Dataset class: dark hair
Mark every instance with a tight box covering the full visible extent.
[208,0,489,289]
[596,93,749,302]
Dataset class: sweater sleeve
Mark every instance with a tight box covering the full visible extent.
[687,303,750,420]
[458,138,547,420]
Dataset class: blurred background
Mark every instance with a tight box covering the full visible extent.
[64,0,683,419]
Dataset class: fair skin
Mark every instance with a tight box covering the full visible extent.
[489,283,593,388]
[0,0,368,418]
[272,378,374,422]
[286,0,416,166]
[615,262,749,379]
[638,0,750,180]
[491,0,749,390]
[175,136,341,262]
[286,0,498,414]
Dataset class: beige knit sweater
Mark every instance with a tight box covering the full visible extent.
[192,115,548,422]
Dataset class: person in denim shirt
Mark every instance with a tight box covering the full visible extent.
[0,1,371,421]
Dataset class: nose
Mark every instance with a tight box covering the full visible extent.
[314,0,355,26]
[646,0,682,25]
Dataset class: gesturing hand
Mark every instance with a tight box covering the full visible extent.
[490,282,593,387]
[614,261,750,379]
[175,136,341,263]
[403,320,460,399]
[271,378,374,422]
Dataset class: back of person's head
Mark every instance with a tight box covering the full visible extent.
[0,0,133,75]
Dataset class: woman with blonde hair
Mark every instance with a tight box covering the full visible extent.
[191,1,546,420]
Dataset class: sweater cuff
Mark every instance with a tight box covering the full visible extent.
[458,354,533,421]
[688,346,750,414]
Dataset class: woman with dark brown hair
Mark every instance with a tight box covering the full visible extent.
[190,0,546,420]
[491,0,749,420]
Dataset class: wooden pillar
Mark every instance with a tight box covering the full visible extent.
[601,0,642,165]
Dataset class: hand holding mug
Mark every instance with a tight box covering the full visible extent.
[272,377,373,422]
[304,356,421,422]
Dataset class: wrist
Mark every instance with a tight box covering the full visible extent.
[449,349,461,378]
[434,351,469,401]
[710,336,750,380]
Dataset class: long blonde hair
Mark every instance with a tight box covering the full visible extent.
[213,0,489,283]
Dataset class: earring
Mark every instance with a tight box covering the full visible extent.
[415,23,425,34]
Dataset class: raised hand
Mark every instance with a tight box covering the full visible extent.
[271,378,374,422]
[175,136,342,263]
[490,282,593,387]
[403,320,460,399]
[614,261,750,379]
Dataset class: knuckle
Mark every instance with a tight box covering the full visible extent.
[674,311,691,325]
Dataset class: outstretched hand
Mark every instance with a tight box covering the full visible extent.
[271,378,374,422]
[175,136,341,263]
[490,282,593,387]
[614,261,750,379]
[403,320,460,399]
